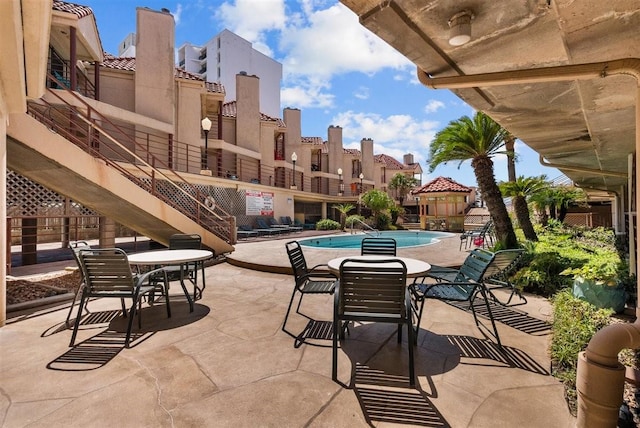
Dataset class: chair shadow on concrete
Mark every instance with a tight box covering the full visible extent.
[335,326,549,426]
[293,319,333,348]
[46,303,209,371]
[354,364,451,427]
[442,334,549,375]
[445,297,551,336]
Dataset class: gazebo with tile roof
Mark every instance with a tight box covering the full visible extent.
[411,176,473,232]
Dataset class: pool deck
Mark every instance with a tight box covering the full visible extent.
[2,231,574,427]
[227,230,466,274]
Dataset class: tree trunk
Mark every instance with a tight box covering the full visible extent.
[558,204,568,222]
[514,195,537,241]
[472,155,518,248]
[505,135,516,182]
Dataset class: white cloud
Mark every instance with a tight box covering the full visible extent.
[281,78,334,108]
[172,3,183,25]
[424,99,445,113]
[212,1,414,111]
[332,111,439,164]
[279,3,411,79]
[353,86,369,100]
[215,0,287,57]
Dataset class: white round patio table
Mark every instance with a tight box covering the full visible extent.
[128,249,213,312]
[327,255,431,278]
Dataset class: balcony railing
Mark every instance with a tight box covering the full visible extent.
[28,74,236,243]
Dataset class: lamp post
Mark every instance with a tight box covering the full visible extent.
[338,167,344,196]
[200,117,212,175]
[291,152,297,189]
[358,172,364,215]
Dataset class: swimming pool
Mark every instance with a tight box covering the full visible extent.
[298,231,452,249]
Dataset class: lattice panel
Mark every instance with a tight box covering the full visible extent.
[7,170,97,217]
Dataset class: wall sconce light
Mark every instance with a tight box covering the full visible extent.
[448,10,474,46]
[337,168,344,196]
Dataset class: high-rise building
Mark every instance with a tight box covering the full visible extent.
[177,29,282,118]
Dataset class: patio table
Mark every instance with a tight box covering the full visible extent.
[128,249,213,312]
[327,255,431,278]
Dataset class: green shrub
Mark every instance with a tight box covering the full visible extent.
[376,212,391,230]
[315,219,341,230]
[345,215,365,229]
[550,289,613,415]
[513,225,626,297]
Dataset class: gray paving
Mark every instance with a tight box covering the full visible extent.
[1,232,574,427]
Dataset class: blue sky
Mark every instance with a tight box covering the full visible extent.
[81,0,561,187]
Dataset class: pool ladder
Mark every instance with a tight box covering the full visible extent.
[348,217,380,237]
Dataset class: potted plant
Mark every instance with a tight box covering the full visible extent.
[561,252,628,313]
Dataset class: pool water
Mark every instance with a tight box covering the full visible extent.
[298,231,451,249]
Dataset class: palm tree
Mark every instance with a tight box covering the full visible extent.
[499,175,548,241]
[361,189,395,229]
[429,111,518,248]
[550,185,587,222]
[332,203,355,230]
[388,173,419,205]
[529,186,554,226]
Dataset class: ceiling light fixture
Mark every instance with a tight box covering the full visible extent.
[448,10,474,46]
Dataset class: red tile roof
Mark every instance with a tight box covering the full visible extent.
[375,154,407,170]
[204,81,225,94]
[100,56,225,94]
[52,0,93,18]
[222,101,286,127]
[101,54,136,71]
[412,176,472,194]
[343,148,361,156]
[302,137,325,145]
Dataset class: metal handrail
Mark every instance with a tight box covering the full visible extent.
[26,74,235,243]
[348,217,380,237]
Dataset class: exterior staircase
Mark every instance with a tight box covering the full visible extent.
[7,82,235,255]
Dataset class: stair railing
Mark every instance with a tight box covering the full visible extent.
[26,73,235,243]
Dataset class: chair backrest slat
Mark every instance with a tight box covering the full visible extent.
[286,241,309,280]
[455,249,495,282]
[361,237,397,256]
[483,249,525,281]
[79,249,136,294]
[339,258,407,316]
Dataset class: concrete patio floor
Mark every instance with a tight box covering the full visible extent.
[1,232,574,427]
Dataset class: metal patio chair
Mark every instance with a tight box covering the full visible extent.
[69,248,171,348]
[282,241,337,337]
[482,249,527,307]
[409,248,502,346]
[64,240,92,328]
[165,233,206,300]
[333,258,415,386]
[361,237,397,256]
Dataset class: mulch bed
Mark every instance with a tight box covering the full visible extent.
[7,271,81,305]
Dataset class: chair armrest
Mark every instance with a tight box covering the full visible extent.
[308,263,330,272]
[296,271,337,287]
[136,267,168,286]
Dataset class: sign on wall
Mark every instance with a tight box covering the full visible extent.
[246,190,274,216]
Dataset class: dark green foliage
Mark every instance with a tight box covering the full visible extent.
[550,289,613,415]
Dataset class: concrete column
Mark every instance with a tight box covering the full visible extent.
[1,116,6,326]
[99,217,116,248]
